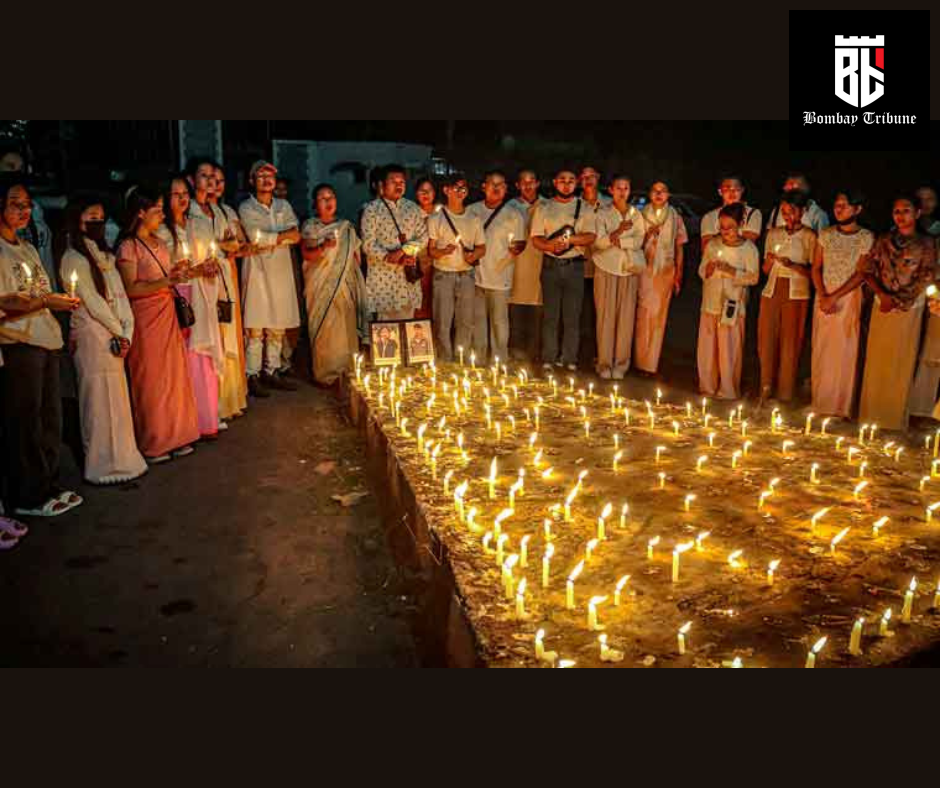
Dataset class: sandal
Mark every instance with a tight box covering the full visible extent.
[0,517,29,538]
[15,497,72,518]
[56,491,84,511]
[147,454,172,465]
[0,532,19,551]
[172,446,195,459]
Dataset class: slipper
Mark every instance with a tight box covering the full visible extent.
[172,446,195,459]
[56,491,84,510]
[0,532,19,551]
[0,517,29,538]
[15,497,72,518]
[147,454,172,465]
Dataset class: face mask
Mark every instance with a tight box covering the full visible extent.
[83,220,106,243]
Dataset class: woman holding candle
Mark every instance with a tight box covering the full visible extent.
[414,177,437,320]
[635,181,688,378]
[301,184,367,387]
[0,175,83,517]
[697,204,760,400]
[758,190,817,405]
[810,191,874,419]
[59,195,146,485]
[157,176,224,441]
[117,185,199,463]
[858,195,938,432]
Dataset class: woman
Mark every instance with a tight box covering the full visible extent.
[414,177,437,320]
[858,196,938,432]
[117,186,199,462]
[810,191,874,419]
[758,190,817,405]
[636,181,688,377]
[0,175,83,517]
[209,165,249,417]
[300,184,367,386]
[60,195,146,485]
[697,204,760,400]
[157,176,223,441]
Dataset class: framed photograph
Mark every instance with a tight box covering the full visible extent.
[404,319,435,366]
[371,322,403,367]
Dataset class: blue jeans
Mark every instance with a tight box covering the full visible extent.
[540,256,584,366]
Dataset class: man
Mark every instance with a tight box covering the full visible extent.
[427,173,486,361]
[701,176,763,252]
[592,175,646,379]
[275,177,291,202]
[238,160,302,397]
[409,324,430,358]
[916,186,940,237]
[767,174,830,234]
[531,167,597,372]
[468,170,525,364]
[508,170,546,363]
[578,166,612,371]
[376,326,399,359]
[361,164,428,321]
[0,146,55,285]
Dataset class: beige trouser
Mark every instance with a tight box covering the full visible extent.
[697,312,745,400]
[594,269,638,376]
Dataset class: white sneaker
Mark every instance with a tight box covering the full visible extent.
[218,420,229,432]
[599,369,612,380]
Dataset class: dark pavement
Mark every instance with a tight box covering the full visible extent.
[1,384,417,668]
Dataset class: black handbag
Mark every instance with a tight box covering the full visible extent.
[216,259,234,324]
[138,238,196,330]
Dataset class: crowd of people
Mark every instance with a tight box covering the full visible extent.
[1,145,939,552]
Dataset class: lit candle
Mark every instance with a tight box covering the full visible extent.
[771,408,780,432]
[614,433,620,450]
[701,397,708,417]
[696,531,710,552]
[805,413,815,436]
[728,409,735,429]
[921,476,931,492]
[467,508,478,531]
[767,559,781,587]
[933,580,940,610]
[821,417,832,436]
[686,402,693,418]
[68,270,78,298]
[647,536,661,561]
[836,437,845,452]
[853,481,869,501]
[880,609,893,637]
[902,578,917,624]
[620,503,629,529]
[509,480,522,510]
[696,455,708,473]
[656,388,663,407]
[782,440,795,456]
[859,424,869,445]
[458,346,464,366]
[672,421,681,438]
[859,462,868,479]
[895,448,904,463]
[743,440,753,457]
[672,542,694,583]
[732,450,743,470]
[684,494,697,513]
[811,508,830,531]
[587,596,607,631]
[728,550,744,569]
[542,543,554,588]
[514,578,527,619]
[741,420,749,438]
[933,460,940,479]
[597,503,613,541]
[873,516,889,537]
[494,509,513,539]
[564,489,577,523]
[614,575,631,607]
[495,422,502,443]
[677,622,692,655]
[658,472,666,490]
[566,561,584,610]
[805,637,827,669]
[849,618,865,656]
[708,432,716,449]
[848,447,861,465]
[656,446,666,464]
[584,420,591,439]
[870,424,879,443]
[488,458,498,500]
[810,463,820,485]
[927,502,940,523]
[502,554,519,599]
[830,527,850,555]
[758,491,771,511]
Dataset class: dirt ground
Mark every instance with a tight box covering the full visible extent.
[0,384,417,668]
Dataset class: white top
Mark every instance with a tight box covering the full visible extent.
[530,198,597,259]
[699,238,760,316]
[238,195,301,330]
[592,203,647,277]
[817,226,875,292]
[0,236,63,350]
[61,242,134,341]
[701,204,763,239]
[763,226,817,301]
[770,199,830,234]
[468,201,526,290]
[427,207,487,274]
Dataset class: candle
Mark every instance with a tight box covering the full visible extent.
[648,412,656,430]
[728,550,744,569]
[728,409,735,429]
[921,476,930,493]
[494,509,513,538]
[534,406,540,431]
[741,420,749,438]
[482,533,493,554]
[836,437,845,452]
[672,542,694,583]
[614,433,620,450]
[805,413,815,436]
[495,422,502,443]
[614,575,631,607]
[933,580,940,610]
[847,447,861,465]
[686,402,693,418]
[732,450,743,470]
[708,432,717,449]
[519,536,531,570]
[515,578,527,619]
[853,481,869,501]
[774,413,784,432]
[933,460,940,479]
[620,503,629,530]
[782,440,795,456]
[597,503,613,541]
[584,420,591,439]
[743,440,753,457]
[542,543,554,588]
[535,629,546,661]
[880,609,893,637]
[509,480,522,509]
[830,527,850,555]
[771,408,780,431]
[557,660,576,670]
[658,472,666,490]
[811,508,830,531]
[502,554,519,599]
[684,494,697,513]
[417,423,427,452]
[704,414,713,429]
[821,417,832,436]
[847,618,865,656]
[677,622,692,655]
[805,637,827,669]
[496,535,509,567]
[587,596,607,631]
[902,578,917,624]
[400,418,409,437]
[767,559,781,587]
[467,508,478,531]
[488,458,498,500]
[470,351,476,369]
[895,448,904,463]
[859,462,868,479]
[656,388,663,407]
[672,421,681,438]
[696,455,708,473]
[701,397,708,417]
[859,424,869,445]
[696,531,710,552]
[585,538,599,564]
[656,446,666,464]
[564,489,577,523]
[872,516,889,537]
[566,561,584,610]
[870,424,879,443]
[758,491,771,511]
[68,270,78,298]
[927,502,940,523]
[647,536,661,561]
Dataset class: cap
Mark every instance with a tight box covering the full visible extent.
[249,160,278,181]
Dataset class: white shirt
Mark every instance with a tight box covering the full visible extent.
[468,201,526,291]
[770,199,830,234]
[817,226,875,292]
[0,236,63,350]
[530,198,597,259]
[427,207,486,274]
[699,238,760,316]
[592,203,647,277]
[701,204,763,239]
[61,242,134,341]
[763,227,817,301]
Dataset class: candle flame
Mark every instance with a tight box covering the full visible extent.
[544,544,555,560]
[648,536,661,549]
[883,609,893,623]
[496,509,514,526]
[728,549,744,566]
[769,559,781,573]
[516,578,527,597]
[675,541,694,555]
[589,596,608,608]
[909,577,918,593]
[812,637,828,655]
[679,622,692,636]
[831,527,850,550]
[616,575,631,592]
[601,503,613,520]
[568,561,585,583]
[541,467,554,480]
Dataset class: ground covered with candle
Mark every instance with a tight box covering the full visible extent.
[349,360,940,668]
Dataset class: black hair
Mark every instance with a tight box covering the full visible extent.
[382,163,407,181]
[483,169,508,184]
[833,188,866,207]
[186,157,222,179]
[554,165,579,178]
[118,183,162,243]
[311,182,337,214]
[718,174,745,189]
[780,189,809,210]
[163,174,194,251]
[414,175,436,193]
[516,168,538,183]
[61,193,109,298]
[442,172,468,189]
[719,203,746,226]
[0,172,30,211]
[608,173,632,187]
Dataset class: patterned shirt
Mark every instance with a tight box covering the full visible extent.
[361,197,428,314]
[818,226,874,292]
[859,231,938,311]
